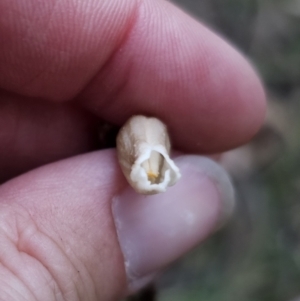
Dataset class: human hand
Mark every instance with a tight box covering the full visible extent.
[0,0,266,300]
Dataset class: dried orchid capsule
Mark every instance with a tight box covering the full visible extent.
[116,115,181,194]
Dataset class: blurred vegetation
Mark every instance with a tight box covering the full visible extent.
[155,0,300,300]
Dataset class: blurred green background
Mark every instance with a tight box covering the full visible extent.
[155,0,300,300]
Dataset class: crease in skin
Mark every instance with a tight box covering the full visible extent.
[16,214,96,301]
[0,260,37,300]
[0,206,42,300]
[0,203,89,301]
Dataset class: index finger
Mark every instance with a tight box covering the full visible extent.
[0,0,266,153]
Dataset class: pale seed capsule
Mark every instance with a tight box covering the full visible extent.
[116,115,181,194]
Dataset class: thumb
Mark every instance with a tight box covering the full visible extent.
[0,150,234,300]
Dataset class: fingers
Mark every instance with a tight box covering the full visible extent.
[82,0,266,152]
[0,150,234,299]
[0,0,266,153]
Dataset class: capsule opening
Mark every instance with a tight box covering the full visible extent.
[141,151,164,184]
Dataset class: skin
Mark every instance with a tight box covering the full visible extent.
[0,0,266,300]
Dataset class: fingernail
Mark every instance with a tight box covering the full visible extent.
[112,155,234,292]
